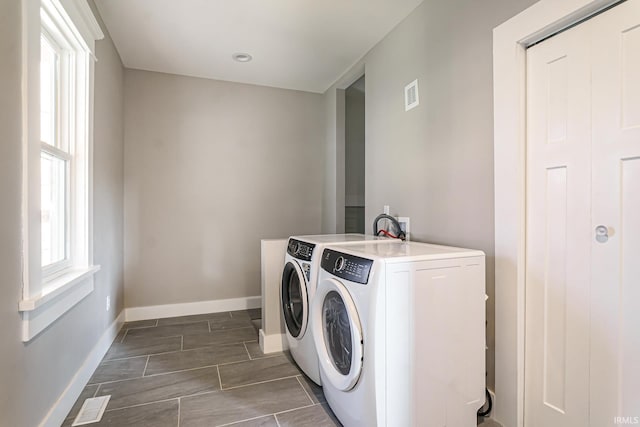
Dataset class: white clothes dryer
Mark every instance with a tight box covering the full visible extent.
[311,242,486,426]
[281,234,400,385]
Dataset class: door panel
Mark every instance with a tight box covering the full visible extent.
[620,158,640,415]
[526,22,591,427]
[590,1,640,424]
[526,1,640,426]
[621,25,640,129]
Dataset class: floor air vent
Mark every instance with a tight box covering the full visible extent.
[72,395,111,426]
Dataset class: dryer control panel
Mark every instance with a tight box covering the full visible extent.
[321,249,373,285]
[287,238,315,262]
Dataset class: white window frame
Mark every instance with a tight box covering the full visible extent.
[40,24,73,279]
[19,0,103,342]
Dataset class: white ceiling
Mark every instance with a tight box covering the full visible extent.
[94,0,424,93]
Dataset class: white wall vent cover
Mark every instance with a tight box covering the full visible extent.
[72,395,111,426]
[404,79,419,111]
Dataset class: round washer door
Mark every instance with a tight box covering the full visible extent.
[281,260,308,338]
[312,278,363,391]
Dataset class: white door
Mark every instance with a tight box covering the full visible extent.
[525,1,640,426]
[590,2,640,425]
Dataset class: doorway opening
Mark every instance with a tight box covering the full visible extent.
[344,75,365,233]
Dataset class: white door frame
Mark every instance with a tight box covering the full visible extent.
[493,1,622,426]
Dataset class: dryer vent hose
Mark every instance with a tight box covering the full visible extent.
[477,388,492,417]
[372,213,406,241]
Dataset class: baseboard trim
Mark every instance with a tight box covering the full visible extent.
[259,329,288,354]
[39,310,125,427]
[124,296,262,322]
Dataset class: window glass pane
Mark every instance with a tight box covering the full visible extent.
[40,34,58,147]
[41,151,67,267]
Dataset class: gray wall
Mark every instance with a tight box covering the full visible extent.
[124,71,325,308]
[0,1,125,425]
[322,0,538,390]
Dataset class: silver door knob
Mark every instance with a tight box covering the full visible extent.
[595,225,609,243]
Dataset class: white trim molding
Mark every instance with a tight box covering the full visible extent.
[56,0,104,54]
[124,296,262,322]
[259,329,289,354]
[38,310,125,427]
[20,266,100,341]
[493,1,622,426]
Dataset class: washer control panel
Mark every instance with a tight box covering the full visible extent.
[321,249,373,285]
[287,238,315,262]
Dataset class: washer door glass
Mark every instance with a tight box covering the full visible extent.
[313,279,363,391]
[281,261,308,338]
[323,290,353,375]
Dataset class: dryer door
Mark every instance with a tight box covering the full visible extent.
[312,278,363,391]
[281,260,308,338]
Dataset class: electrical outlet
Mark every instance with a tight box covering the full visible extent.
[106,296,110,312]
[396,216,410,241]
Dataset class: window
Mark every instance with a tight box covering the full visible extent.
[19,0,103,341]
[40,29,71,277]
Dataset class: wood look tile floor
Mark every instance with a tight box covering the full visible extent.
[63,309,340,427]
[63,308,499,427]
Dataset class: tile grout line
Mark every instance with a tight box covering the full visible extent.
[124,325,156,331]
[120,332,184,342]
[112,325,256,352]
[142,355,150,376]
[96,364,297,391]
[242,341,252,360]
[89,364,222,387]
[106,338,256,363]
[215,414,279,427]
[221,375,302,391]
[296,376,315,405]
[208,320,211,333]
[143,363,221,378]
[99,355,148,364]
[105,348,183,363]
[183,338,260,353]
[273,403,317,417]
[120,328,129,343]
[181,335,184,351]
[243,351,282,361]
[177,398,181,427]
[103,397,179,413]
[274,413,282,427]
[216,352,284,368]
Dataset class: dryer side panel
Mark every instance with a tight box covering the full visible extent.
[385,255,486,426]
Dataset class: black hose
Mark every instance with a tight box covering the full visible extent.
[372,213,406,240]
[477,388,492,417]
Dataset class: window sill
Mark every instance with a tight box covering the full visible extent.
[19,265,100,342]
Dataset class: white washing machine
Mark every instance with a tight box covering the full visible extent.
[311,241,486,426]
[281,234,401,385]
